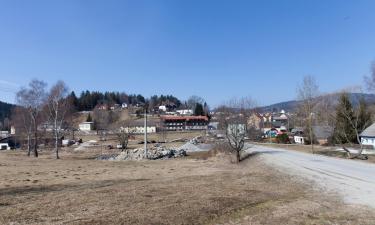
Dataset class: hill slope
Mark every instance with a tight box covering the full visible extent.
[260,93,375,112]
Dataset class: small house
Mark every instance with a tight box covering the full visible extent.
[79,122,94,131]
[122,120,157,134]
[360,123,375,148]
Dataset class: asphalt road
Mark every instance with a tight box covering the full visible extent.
[246,144,375,208]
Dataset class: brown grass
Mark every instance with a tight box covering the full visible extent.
[0,148,374,225]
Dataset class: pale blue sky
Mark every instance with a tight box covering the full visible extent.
[0,0,375,107]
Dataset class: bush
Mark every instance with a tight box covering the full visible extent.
[276,133,290,144]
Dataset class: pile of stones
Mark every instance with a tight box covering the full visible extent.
[98,146,187,161]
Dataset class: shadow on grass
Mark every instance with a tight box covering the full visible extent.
[0,178,150,197]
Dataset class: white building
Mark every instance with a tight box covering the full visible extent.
[159,105,167,112]
[0,143,10,150]
[122,121,157,134]
[360,123,375,148]
[176,109,193,116]
[294,136,305,144]
[79,122,94,131]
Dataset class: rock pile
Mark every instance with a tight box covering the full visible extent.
[100,147,187,161]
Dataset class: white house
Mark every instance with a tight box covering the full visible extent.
[0,143,10,150]
[294,136,305,144]
[159,105,167,112]
[79,122,94,131]
[360,123,375,148]
[122,121,157,134]
[121,103,128,109]
[176,109,193,116]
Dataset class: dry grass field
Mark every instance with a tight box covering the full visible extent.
[0,148,375,225]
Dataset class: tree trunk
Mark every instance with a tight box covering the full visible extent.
[55,131,59,159]
[27,135,31,157]
[34,123,38,158]
[236,150,241,163]
[309,115,314,154]
[342,146,352,159]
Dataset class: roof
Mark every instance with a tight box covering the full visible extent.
[160,115,209,121]
[80,122,94,124]
[360,123,375,137]
[126,120,158,127]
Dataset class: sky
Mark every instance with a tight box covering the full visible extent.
[0,0,375,107]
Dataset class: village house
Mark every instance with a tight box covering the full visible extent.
[176,109,194,116]
[360,123,375,148]
[79,122,94,131]
[161,115,209,131]
[271,110,289,130]
[0,137,18,150]
[122,120,157,134]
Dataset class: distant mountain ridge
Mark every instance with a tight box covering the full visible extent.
[259,93,375,113]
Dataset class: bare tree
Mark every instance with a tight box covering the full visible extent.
[47,81,71,159]
[218,97,255,163]
[187,95,205,110]
[16,80,47,157]
[297,75,320,153]
[364,60,375,92]
[117,129,129,152]
[11,106,33,154]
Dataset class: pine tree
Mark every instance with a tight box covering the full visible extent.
[333,93,356,144]
[86,113,93,122]
[194,103,204,116]
[357,98,372,136]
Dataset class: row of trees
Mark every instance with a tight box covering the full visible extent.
[13,80,72,159]
[296,73,373,158]
[68,91,184,112]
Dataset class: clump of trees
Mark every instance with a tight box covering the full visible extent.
[332,92,372,158]
[13,79,73,159]
[67,91,183,112]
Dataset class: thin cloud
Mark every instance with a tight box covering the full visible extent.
[0,79,20,87]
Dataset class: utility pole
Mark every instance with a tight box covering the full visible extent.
[144,108,148,159]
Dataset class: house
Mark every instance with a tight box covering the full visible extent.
[0,130,9,138]
[121,103,128,109]
[176,109,194,116]
[122,120,157,134]
[96,104,109,110]
[110,104,121,110]
[79,122,94,131]
[272,110,289,129]
[0,137,18,150]
[159,105,167,112]
[248,112,273,131]
[294,136,305,144]
[360,123,375,148]
[161,115,209,131]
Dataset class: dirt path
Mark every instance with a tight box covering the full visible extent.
[247,144,375,208]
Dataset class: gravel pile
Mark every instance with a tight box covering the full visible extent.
[98,147,187,161]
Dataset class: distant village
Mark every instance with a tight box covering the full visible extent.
[2,89,375,152]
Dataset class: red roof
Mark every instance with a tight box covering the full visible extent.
[160,115,208,121]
